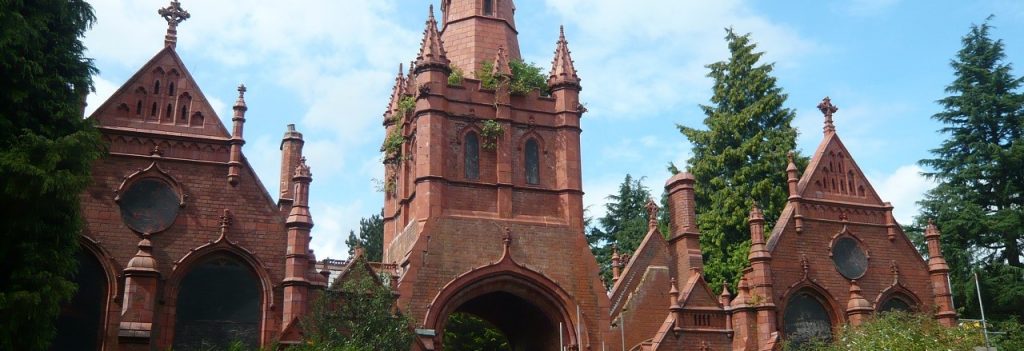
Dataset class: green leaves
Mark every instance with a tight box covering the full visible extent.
[587,174,654,287]
[345,213,384,262]
[677,28,804,291]
[786,312,984,351]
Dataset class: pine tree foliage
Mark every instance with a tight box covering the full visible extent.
[916,17,1024,321]
[677,28,805,290]
[586,174,654,287]
[0,1,103,349]
[345,212,384,262]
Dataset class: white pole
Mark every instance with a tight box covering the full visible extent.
[620,315,625,351]
[577,305,582,348]
[974,271,991,349]
[560,322,564,351]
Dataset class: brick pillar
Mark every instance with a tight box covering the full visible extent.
[730,276,757,351]
[278,124,304,206]
[118,236,160,344]
[227,84,246,187]
[665,172,702,274]
[846,280,873,326]
[786,151,803,234]
[747,204,777,349]
[548,28,584,230]
[925,220,957,326]
[282,158,313,328]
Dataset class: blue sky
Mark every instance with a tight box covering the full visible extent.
[83,0,1024,260]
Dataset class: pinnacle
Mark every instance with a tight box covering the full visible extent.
[548,25,580,88]
[233,84,247,109]
[492,46,512,77]
[415,5,449,70]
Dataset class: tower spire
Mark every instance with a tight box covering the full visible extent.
[415,5,450,72]
[548,25,580,89]
[158,0,190,49]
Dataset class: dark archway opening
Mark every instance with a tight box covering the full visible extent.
[173,254,260,350]
[51,250,107,351]
[443,291,562,351]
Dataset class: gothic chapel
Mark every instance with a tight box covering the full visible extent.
[61,1,957,350]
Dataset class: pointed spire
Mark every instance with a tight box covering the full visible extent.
[548,25,581,89]
[415,5,450,71]
[669,278,683,336]
[645,197,659,231]
[818,96,838,135]
[748,201,766,247]
[233,84,247,110]
[492,45,512,77]
[158,1,190,49]
[228,84,247,187]
[785,150,804,233]
[611,243,622,284]
[719,282,732,307]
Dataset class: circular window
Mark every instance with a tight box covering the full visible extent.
[832,237,868,279]
[119,178,180,234]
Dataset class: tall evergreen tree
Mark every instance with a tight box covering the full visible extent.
[916,17,1024,321]
[0,1,103,349]
[586,174,654,286]
[346,212,384,262]
[676,28,804,290]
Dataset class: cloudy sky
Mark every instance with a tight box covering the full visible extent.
[83,0,1024,260]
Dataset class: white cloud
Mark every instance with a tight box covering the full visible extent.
[309,200,367,260]
[870,164,935,224]
[85,75,118,116]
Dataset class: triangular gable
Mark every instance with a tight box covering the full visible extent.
[796,133,883,204]
[89,46,231,138]
[678,270,722,309]
[610,227,670,318]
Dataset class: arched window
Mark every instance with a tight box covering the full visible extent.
[150,102,157,117]
[525,138,539,185]
[879,294,914,313]
[52,250,107,350]
[483,0,493,16]
[168,81,175,96]
[174,254,260,350]
[165,104,172,119]
[180,105,188,121]
[136,100,143,115]
[783,291,833,347]
[465,132,480,180]
[153,80,160,95]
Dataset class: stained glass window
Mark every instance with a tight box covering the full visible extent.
[525,139,539,185]
[879,295,913,313]
[119,178,180,234]
[174,254,260,350]
[832,237,868,279]
[783,291,833,347]
[465,132,480,180]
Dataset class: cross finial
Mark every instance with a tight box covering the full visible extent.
[645,198,659,230]
[159,1,190,49]
[818,96,838,135]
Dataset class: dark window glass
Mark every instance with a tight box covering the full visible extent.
[879,296,913,313]
[525,139,539,185]
[118,178,180,234]
[150,102,157,116]
[784,292,833,348]
[154,80,160,94]
[181,105,188,120]
[136,100,143,115]
[52,251,106,351]
[483,0,493,15]
[169,81,175,96]
[165,104,172,119]
[174,254,260,351]
[832,237,868,279]
[465,132,480,180]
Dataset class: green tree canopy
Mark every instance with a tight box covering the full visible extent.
[0,1,104,349]
[916,16,1024,321]
[345,212,384,262]
[586,174,654,287]
[675,28,805,290]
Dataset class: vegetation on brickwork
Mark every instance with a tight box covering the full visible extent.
[478,59,550,96]
[586,175,655,287]
[914,16,1024,323]
[296,259,413,351]
[380,127,405,164]
[479,119,504,150]
[447,65,464,86]
[396,96,415,118]
[0,1,105,349]
[671,28,807,292]
[345,212,384,262]
[782,312,984,351]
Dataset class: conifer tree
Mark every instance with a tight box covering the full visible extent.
[0,1,103,349]
[587,174,654,286]
[346,212,384,262]
[676,29,804,290]
[916,17,1024,321]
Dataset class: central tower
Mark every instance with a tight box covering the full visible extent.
[381,2,610,349]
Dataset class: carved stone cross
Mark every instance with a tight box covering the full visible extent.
[159,1,190,28]
[645,198,659,230]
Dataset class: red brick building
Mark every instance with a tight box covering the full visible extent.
[61,1,956,350]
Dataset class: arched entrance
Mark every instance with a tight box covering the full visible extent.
[425,255,583,351]
[172,253,260,350]
[52,250,108,350]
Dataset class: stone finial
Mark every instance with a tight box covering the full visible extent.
[502,227,512,246]
[786,151,798,173]
[415,4,449,71]
[800,254,810,278]
[233,84,247,110]
[611,243,622,283]
[219,208,233,229]
[158,0,190,49]
[748,201,764,222]
[646,198,659,231]
[294,156,312,178]
[669,278,683,335]
[548,25,580,88]
[492,46,512,77]
[719,281,732,307]
[846,280,873,325]
[818,96,838,135]
[150,145,164,157]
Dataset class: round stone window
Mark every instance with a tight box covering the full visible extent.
[832,237,868,279]
[118,178,181,234]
